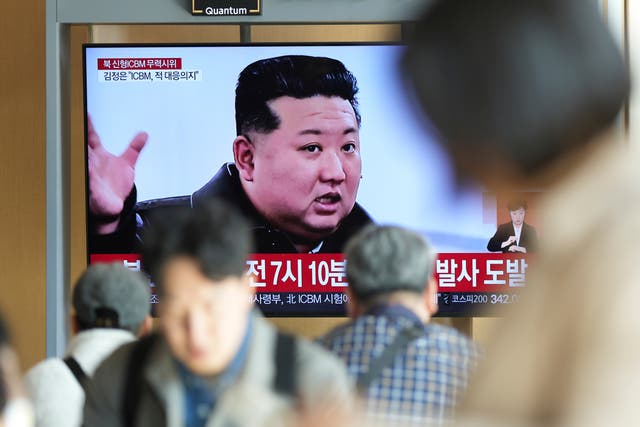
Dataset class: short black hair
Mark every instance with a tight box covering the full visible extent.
[142,200,253,294]
[235,55,361,136]
[401,0,630,177]
[507,199,528,212]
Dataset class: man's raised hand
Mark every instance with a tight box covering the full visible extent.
[87,115,148,234]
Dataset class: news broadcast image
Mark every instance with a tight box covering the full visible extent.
[85,44,536,316]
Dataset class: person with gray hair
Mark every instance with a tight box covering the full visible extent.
[320,225,480,426]
[24,263,152,427]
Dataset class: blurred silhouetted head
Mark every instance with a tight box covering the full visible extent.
[401,0,630,185]
[142,201,255,376]
[143,200,253,294]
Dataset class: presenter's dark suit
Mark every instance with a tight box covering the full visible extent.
[487,222,538,253]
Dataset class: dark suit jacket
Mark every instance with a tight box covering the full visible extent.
[487,222,538,253]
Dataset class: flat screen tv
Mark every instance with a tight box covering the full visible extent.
[83,43,537,317]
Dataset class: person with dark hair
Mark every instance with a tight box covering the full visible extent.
[24,263,152,427]
[319,225,480,426]
[83,201,353,427]
[486,199,538,253]
[88,55,372,255]
[401,0,635,426]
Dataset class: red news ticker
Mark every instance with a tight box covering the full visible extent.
[90,252,532,293]
[435,253,531,292]
[245,253,347,293]
[97,58,182,70]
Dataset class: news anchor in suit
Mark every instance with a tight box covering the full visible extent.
[487,199,538,253]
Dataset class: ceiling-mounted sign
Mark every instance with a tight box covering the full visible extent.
[192,0,261,16]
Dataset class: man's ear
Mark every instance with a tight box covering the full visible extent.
[239,273,256,307]
[70,314,80,335]
[137,315,154,337]
[425,278,439,316]
[345,288,361,319]
[243,274,256,297]
[233,135,255,182]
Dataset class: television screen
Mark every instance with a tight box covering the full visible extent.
[84,43,537,316]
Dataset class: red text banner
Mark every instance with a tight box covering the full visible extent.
[90,254,142,271]
[89,253,348,294]
[90,252,532,294]
[435,253,531,292]
[246,254,347,293]
[97,58,182,70]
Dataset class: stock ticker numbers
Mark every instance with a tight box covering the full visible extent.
[439,292,520,305]
[435,253,530,314]
[490,293,520,305]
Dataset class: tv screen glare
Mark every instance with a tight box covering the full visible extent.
[84,43,537,316]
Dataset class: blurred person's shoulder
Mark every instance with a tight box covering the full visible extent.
[253,315,354,398]
[423,322,481,357]
[91,333,148,372]
[256,317,346,387]
[293,326,353,374]
[24,358,75,388]
[320,314,481,377]
[316,316,359,349]
[540,138,640,258]
[24,357,79,393]
[320,314,479,351]
[86,333,165,403]
[24,358,84,427]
